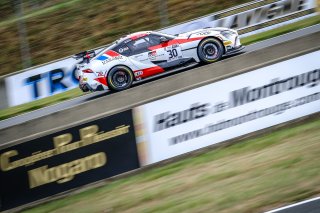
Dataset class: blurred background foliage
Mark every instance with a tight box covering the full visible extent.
[0,0,251,76]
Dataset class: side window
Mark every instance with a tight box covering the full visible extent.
[127,37,150,55]
[113,44,131,56]
[148,34,162,46]
[126,34,171,55]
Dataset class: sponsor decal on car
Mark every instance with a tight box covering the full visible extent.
[119,46,129,53]
[101,56,125,65]
[197,31,211,36]
[148,51,157,60]
[172,44,180,48]
[134,71,144,77]
[96,55,109,61]
[96,50,126,64]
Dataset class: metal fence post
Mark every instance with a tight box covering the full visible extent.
[159,0,169,27]
[15,0,32,69]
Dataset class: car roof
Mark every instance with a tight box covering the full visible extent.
[115,31,176,44]
[93,31,153,58]
[125,31,152,40]
[116,31,152,43]
[93,30,175,59]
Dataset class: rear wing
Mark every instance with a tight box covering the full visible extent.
[73,50,96,63]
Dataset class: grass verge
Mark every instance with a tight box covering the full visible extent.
[241,15,320,45]
[0,15,319,121]
[22,117,320,213]
[0,88,84,121]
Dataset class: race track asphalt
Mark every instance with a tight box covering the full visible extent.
[265,197,320,213]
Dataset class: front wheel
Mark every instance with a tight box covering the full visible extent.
[197,38,223,64]
[107,66,133,91]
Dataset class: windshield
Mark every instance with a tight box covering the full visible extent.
[153,32,176,39]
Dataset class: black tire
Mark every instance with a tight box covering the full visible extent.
[79,83,89,92]
[107,65,133,91]
[197,37,224,64]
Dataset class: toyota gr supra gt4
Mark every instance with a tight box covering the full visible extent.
[75,27,244,92]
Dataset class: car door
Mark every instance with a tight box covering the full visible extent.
[125,35,165,78]
[147,34,184,69]
[126,34,184,78]
[127,36,155,68]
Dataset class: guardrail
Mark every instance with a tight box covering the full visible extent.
[0,0,317,108]
[0,31,319,212]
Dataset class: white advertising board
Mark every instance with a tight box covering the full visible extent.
[160,0,317,37]
[4,47,104,107]
[135,51,320,165]
[5,57,80,106]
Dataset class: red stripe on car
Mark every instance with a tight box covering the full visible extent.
[128,33,148,40]
[148,37,202,51]
[137,66,164,78]
[94,77,108,86]
[82,69,94,73]
[105,50,120,57]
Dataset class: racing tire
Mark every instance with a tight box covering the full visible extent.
[197,37,223,64]
[107,65,134,91]
[79,83,89,92]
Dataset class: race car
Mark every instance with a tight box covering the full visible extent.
[76,27,244,92]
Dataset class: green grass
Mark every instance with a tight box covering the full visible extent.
[22,117,320,213]
[241,15,320,45]
[0,88,84,121]
[0,15,319,121]
[0,0,82,28]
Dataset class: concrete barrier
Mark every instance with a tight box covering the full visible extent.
[0,31,319,146]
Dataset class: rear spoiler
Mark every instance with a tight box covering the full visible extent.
[73,50,96,60]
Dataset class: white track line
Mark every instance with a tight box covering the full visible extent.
[265,196,320,213]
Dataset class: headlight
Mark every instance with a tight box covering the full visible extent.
[221,30,236,39]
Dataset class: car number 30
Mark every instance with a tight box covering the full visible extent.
[167,48,178,59]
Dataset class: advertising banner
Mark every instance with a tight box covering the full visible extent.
[5,57,80,106]
[160,0,317,37]
[135,51,320,165]
[0,110,139,211]
[4,47,103,107]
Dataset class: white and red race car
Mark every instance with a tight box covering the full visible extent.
[76,27,244,92]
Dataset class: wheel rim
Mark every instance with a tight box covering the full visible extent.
[202,43,219,60]
[112,70,129,88]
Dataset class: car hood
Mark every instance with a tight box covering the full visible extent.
[177,27,234,37]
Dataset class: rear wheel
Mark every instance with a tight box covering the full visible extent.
[107,65,133,91]
[197,38,223,64]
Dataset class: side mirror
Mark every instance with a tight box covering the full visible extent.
[160,36,169,43]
